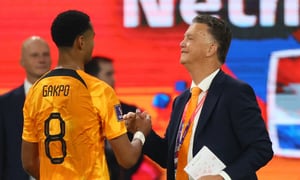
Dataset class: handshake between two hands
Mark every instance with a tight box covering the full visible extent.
[122,109,152,137]
[122,110,224,180]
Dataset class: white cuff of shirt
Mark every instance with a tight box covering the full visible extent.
[219,171,231,180]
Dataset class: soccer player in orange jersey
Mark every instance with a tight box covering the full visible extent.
[21,10,152,180]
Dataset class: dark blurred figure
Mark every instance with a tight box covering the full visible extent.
[84,56,144,180]
[0,36,51,180]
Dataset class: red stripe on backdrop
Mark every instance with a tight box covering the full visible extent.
[0,1,191,91]
[0,1,267,126]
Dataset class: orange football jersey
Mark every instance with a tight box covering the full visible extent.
[22,69,126,180]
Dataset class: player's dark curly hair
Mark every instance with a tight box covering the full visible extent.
[51,10,92,47]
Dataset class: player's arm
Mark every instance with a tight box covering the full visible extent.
[21,140,40,180]
[109,111,151,169]
[109,133,143,168]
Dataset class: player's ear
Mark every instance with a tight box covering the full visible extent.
[75,35,84,50]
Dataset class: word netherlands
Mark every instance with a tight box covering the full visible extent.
[124,0,299,28]
[43,85,70,97]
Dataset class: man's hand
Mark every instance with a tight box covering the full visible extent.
[123,111,137,133]
[123,109,152,136]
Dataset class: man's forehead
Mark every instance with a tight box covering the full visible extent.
[185,24,209,36]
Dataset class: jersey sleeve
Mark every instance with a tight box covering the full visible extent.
[93,84,127,140]
[22,89,38,142]
[103,86,127,140]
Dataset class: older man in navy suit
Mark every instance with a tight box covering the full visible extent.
[124,15,273,180]
[0,36,51,180]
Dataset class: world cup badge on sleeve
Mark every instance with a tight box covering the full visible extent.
[114,104,123,121]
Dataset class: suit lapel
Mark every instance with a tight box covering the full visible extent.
[169,90,191,150]
[194,71,226,136]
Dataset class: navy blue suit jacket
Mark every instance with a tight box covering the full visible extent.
[143,70,273,180]
[0,85,30,180]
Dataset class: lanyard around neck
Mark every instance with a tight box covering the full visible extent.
[175,92,207,152]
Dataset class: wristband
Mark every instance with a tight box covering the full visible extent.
[133,131,145,145]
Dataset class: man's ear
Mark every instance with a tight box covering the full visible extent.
[75,35,84,50]
[207,42,217,57]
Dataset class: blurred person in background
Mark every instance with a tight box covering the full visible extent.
[85,56,145,180]
[0,35,51,180]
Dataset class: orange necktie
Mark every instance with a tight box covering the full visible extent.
[176,87,201,180]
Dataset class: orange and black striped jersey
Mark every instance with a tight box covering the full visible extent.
[22,68,127,180]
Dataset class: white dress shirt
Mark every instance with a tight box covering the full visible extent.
[24,78,33,96]
[187,69,231,180]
